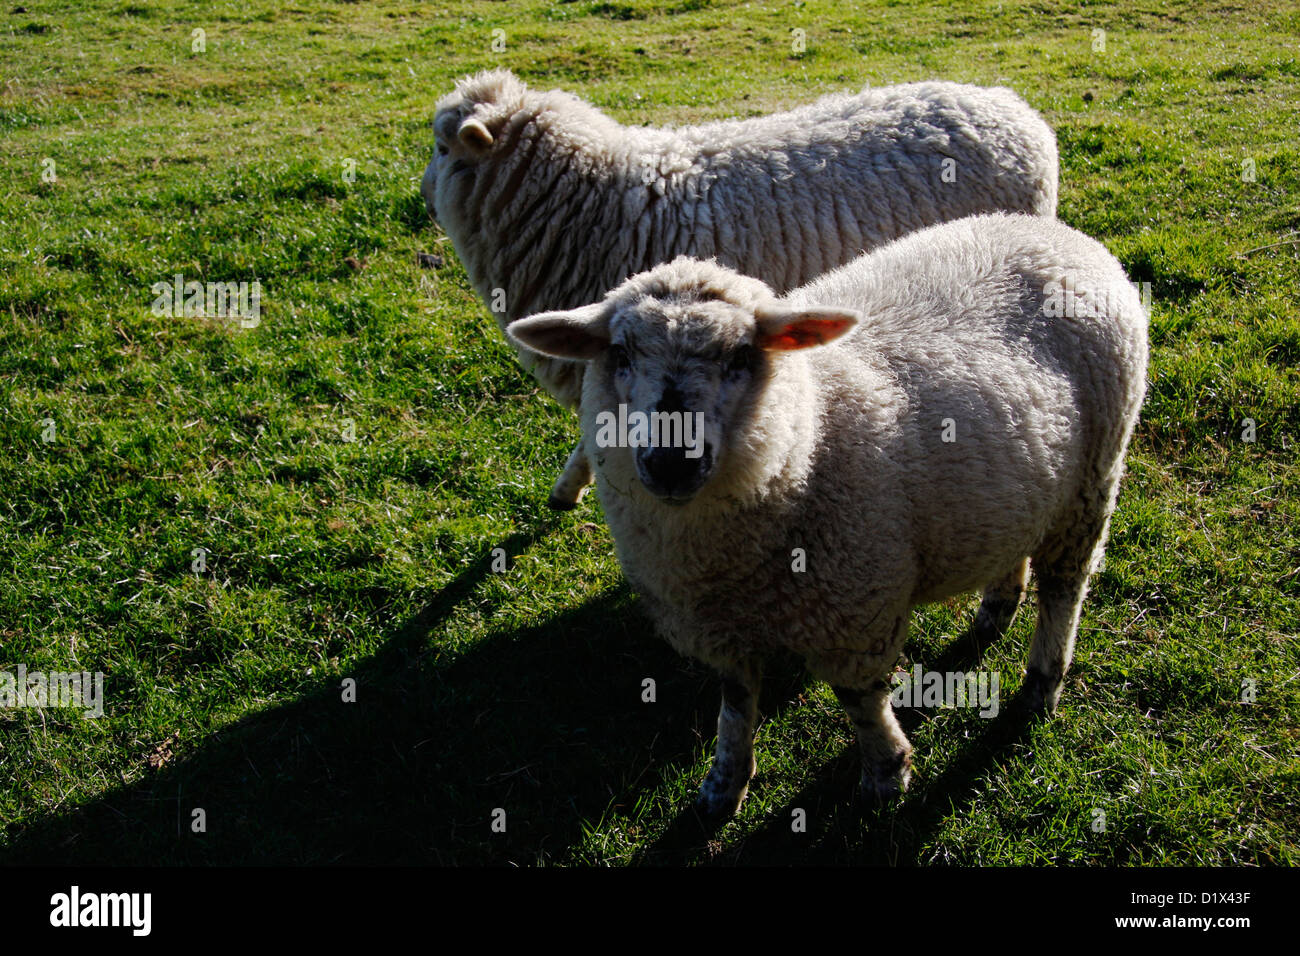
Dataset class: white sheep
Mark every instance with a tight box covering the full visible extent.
[508,213,1148,816]
[423,69,1060,508]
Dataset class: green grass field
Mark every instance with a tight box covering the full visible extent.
[1,0,1297,865]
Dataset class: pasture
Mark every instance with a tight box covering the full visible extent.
[0,0,1297,865]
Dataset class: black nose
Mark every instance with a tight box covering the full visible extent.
[636,386,712,500]
[641,445,702,495]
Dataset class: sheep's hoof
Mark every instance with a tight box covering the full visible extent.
[861,750,912,801]
[1019,669,1063,717]
[970,598,1017,646]
[695,766,752,819]
[545,492,578,512]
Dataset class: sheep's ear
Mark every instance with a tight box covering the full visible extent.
[458,116,494,153]
[754,307,860,351]
[507,304,611,360]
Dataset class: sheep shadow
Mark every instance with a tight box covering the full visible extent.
[5,525,1035,866]
[1,526,819,866]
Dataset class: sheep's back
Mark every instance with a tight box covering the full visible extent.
[668,81,1058,291]
[792,213,1147,601]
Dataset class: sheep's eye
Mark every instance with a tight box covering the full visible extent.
[725,345,757,376]
[609,345,632,372]
[436,143,449,157]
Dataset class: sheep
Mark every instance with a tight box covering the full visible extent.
[423,69,1060,509]
[507,213,1148,816]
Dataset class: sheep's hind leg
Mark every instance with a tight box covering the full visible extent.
[546,441,593,511]
[696,661,760,819]
[971,557,1030,645]
[1023,508,1113,715]
[831,682,913,800]
[1020,568,1089,716]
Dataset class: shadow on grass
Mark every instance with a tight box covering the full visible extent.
[1,521,808,865]
[707,700,1042,865]
[5,540,1038,865]
[634,617,1042,865]
[2,526,668,863]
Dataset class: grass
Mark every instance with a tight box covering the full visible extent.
[0,0,1297,865]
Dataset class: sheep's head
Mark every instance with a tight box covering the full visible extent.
[421,70,528,227]
[423,71,628,255]
[508,258,859,505]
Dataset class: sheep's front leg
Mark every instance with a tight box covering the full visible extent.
[831,682,913,799]
[546,441,592,511]
[696,661,760,819]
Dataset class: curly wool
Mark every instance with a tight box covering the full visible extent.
[423,70,1060,409]
[575,214,1147,684]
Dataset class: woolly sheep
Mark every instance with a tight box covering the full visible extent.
[423,70,1060,508]
[508,213,1148,816]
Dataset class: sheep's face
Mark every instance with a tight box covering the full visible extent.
[422,71,527,231]
[421,101,496,230]
[508,260,859,505]
[602,296,765,503]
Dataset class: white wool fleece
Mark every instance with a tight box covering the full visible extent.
[514,213,1146,687]
[424,69,1060,411]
